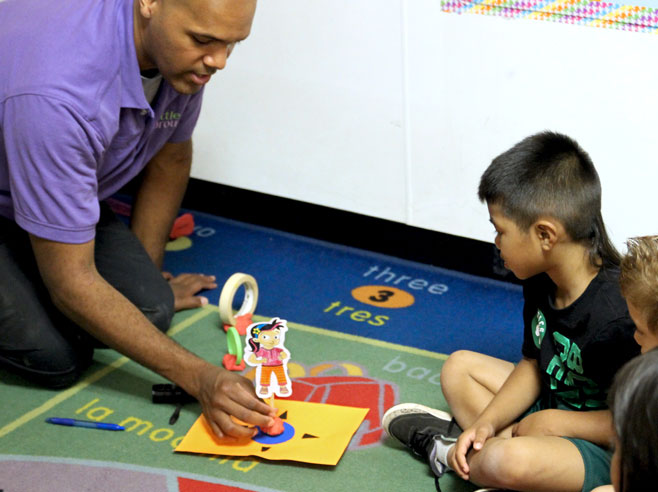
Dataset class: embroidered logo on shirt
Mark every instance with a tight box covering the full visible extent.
[532,309,546,348]
[155,110,181,129]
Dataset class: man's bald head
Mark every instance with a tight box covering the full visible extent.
[134,0,257,94]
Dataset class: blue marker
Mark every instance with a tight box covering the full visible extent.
[45,418,125,431]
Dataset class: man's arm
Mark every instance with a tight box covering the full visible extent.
[131,140,192,267]
[130,139,216,308]
[30,235,275,437]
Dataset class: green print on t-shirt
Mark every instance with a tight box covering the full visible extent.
[546,332,603,409]
[531,310,547,348]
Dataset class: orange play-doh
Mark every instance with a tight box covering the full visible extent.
[261,416,284,436]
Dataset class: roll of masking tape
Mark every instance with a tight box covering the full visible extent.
[218,273,259,326]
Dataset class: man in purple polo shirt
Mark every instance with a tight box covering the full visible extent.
[0,0,276,438]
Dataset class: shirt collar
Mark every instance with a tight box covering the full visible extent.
[118,0,153,116]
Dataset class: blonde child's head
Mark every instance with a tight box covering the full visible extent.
[620,236,658,352]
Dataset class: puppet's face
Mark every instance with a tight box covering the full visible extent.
[257,329,281,349]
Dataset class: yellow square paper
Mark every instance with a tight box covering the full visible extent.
[175,399,368,466]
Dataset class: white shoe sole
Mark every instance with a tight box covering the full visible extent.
[382,403,454,436]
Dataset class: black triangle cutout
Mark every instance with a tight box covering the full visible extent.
[279,411,288,420]
[261,446,271,452]
[302,433,319,439]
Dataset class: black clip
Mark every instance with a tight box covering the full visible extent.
[151,384,196,425]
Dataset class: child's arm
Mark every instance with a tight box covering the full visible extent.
[591,486,614,492]
[513,408,613,447]
[450,357,541,480]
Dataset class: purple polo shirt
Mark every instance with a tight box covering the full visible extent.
[0,0,204,243]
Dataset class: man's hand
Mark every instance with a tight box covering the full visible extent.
[196,365,277,439]
[163,272,217,311]
[449,421,496,480]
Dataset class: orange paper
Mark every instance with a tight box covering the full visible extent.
[175,399,368,466]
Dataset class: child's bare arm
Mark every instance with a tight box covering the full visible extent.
[450,357,541,479]
[513,408,613,447]
[472,357,542,431]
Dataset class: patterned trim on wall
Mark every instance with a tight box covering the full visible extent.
[442,0,658,33]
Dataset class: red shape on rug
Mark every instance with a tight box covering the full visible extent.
[178,477,257,492]
[288,376,397,448]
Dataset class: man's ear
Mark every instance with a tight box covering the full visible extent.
[138,0,158,19]
[534,220,559,251]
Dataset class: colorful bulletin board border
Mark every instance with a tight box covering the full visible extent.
[441,0,658,33]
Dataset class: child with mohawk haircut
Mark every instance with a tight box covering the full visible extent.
[383,132,639,492]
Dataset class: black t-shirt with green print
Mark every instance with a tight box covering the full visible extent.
[521,267,639,411]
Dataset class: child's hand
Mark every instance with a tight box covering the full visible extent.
[449,422,496,480]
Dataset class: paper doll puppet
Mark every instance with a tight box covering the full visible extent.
[244,317,292,399]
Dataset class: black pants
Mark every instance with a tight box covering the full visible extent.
[0,203,174,388]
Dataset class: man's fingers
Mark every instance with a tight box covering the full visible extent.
[199,370,278,439]
[229,381,277,423]
[207,410,257,439]
[169,273,217,292]
[169,272,216,311]
[174,295,208,312]
[206,416,225,439]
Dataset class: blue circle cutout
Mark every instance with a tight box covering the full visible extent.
[252,422,295,445]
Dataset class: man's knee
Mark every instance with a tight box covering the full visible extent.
[34,366,84,389]
[137,279,174,333]
[0,342,92,389]
[142,299,174,333]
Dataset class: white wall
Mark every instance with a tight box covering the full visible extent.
[192,0,658,250]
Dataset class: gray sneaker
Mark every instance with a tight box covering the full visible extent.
[382,403,463,491]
